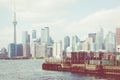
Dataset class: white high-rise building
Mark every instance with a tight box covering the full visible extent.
[41,27,49,44]
[44,27,49,43]
[95,28,104,52]
[105,31,116,52]
[64,36,70,51]
[31,42,47,58]
[71,35,79,52]
[116,28,120,52]
[32,30,36,39]
[22,31,31,57]
[53,41,62,58]
[82,41,89,51]
[31,42,36,58]
[41,29,45,43]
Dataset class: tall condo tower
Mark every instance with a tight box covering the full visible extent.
[13,11,17,56]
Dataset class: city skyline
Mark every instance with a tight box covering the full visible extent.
[0,0,120,49]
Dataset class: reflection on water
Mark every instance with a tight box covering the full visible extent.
[0,59,118,80]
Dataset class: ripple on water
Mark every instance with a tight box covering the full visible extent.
[0,60,116,80]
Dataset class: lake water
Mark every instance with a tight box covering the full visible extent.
[0,59,118,80]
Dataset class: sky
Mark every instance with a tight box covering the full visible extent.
[0,0,120,49]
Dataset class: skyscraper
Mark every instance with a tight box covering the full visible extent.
[32,30,36,39]
[17,44,23,56]
[53,41,62,58]
[116,28,120,52]
[88,33,96,51]
[8,43,15,58]
[116,28,120,45]
[41,29,45,43]
[22,31,31,57]
[88,33,96,43]
[95,28,104,51]
[44,27,49,43]
[71,35,79,52]
[64,36,70,51]
[41,27,50,44]
[105,31,116,52]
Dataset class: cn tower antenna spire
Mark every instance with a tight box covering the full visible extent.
[13,0,17,57]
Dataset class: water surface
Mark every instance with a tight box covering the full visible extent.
[0,59,117,80]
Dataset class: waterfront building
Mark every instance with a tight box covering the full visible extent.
[116,28,120,52]
[22,31,31,57]
[31,42,36,58]
[32,30,37,39]
[53,41,62,58]
[66,47,72,58]
[44,27,49,44]
[71,35,79,52]
[39,43,47,57]
[76,42,82,52]
[0,48,8,58]
[48,37,54,46]
[64,36,70,51]
[31,42,47,58]
[17,44,23,56]
[95,28,104,51]
[82,41,89,51]
[105,31,116,52]
[116,45,120,52]
[81,37,94,52]
[41,29,45,43]
[116,28,120,45]
[87,37,95,51]
[46,46,53,57]
[8,43,15,58]
[88,33,96,43]
[41,27,50,45]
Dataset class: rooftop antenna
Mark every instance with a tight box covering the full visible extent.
[13,0,17,57]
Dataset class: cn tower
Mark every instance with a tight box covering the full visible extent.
[13,12,17,56]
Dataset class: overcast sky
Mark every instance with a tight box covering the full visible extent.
[0,0,120,49]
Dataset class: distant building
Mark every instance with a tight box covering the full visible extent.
[41,27,49,44]
[41,29,45,43]
[0,48,8,58]
[71,35,79,52]
[76,42,82,52]
[64,36,70,51]
[82,41,89,51]
[31,42,47,58]
[8,43,15,58]
[31,42,36,58]
[39,43,47,57]
[66,47,72,58]
[32,30,36,39]
[22,31,31,57]
[117,45,120,52]
[105,31,116,52]
[116,28,120,45]
[53,41,62,58]
[116,28,120,52]
[88,33,96,43]
[17,44,23,56]
[46,46,53,57]
[48,37,54,46]
[82,37,94,52]
[95,28,104,51]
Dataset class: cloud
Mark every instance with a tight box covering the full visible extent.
[65,7,120,39]
[0,0,79,23]
[0,0,120,49]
